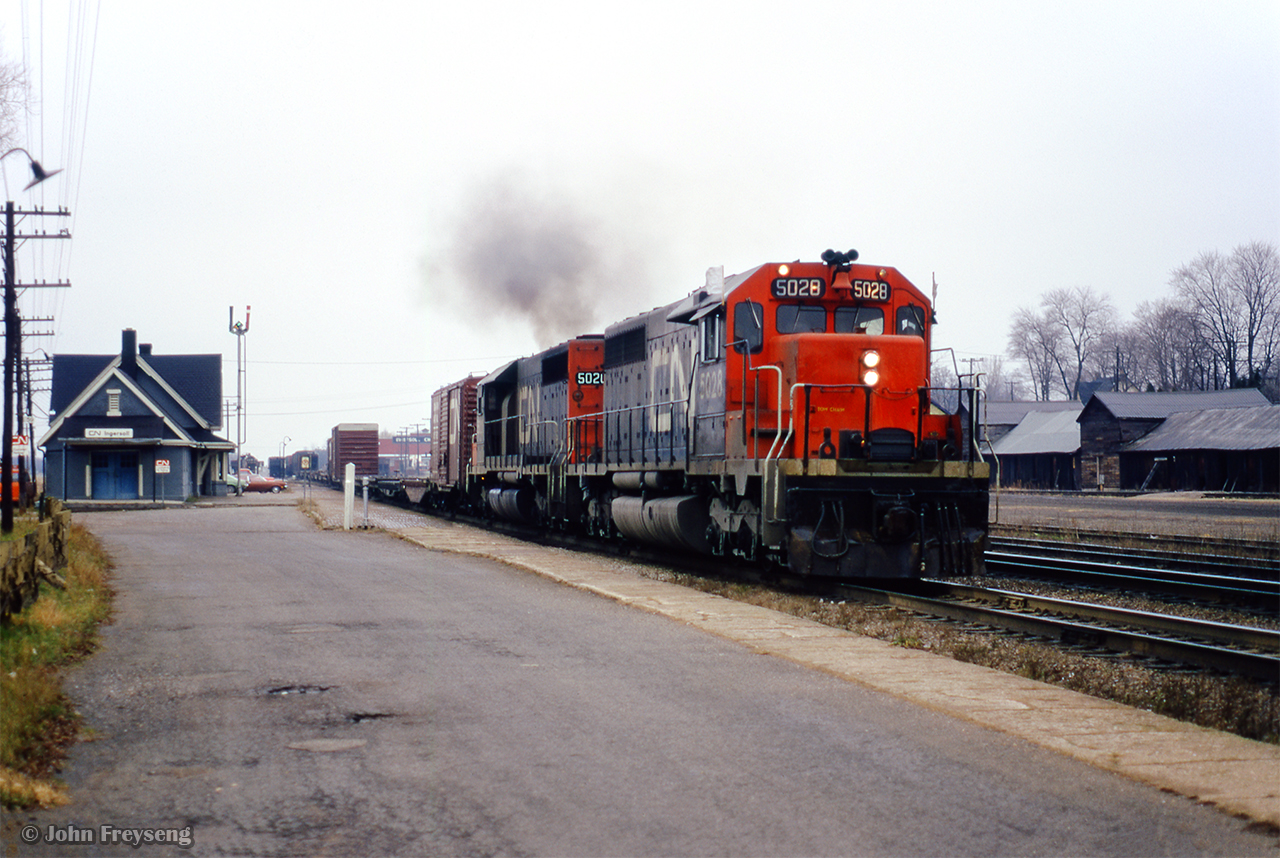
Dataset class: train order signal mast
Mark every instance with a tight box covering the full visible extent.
[229,306,251,496]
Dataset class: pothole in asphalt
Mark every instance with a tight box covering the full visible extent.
[347,712,394,723]
[262,684,333,696]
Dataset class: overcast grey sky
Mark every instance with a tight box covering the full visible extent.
[3,0,1277,462]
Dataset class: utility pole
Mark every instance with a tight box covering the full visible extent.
[3,200,15,533]
[962,357,984,388]
[2,199,69,532]
[1,149,65,532]
[15,331,24,508]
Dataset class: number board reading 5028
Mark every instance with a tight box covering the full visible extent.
[771,277,892,302]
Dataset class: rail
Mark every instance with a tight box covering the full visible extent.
[984,548,1279,612]
[835,579,1279,682]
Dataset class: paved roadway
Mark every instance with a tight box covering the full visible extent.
[4,501,1276,856]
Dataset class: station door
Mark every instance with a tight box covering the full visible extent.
[91,451,140,499]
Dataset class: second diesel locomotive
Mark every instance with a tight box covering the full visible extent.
[425,251,989,578]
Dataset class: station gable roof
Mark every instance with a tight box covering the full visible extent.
[40,331,228,450]
[51,353,222,426]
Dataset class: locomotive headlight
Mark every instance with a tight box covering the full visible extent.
[863,369,880,386]
[862,350,880,368]
[778,264,790,276]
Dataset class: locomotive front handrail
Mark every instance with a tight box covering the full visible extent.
[765,382,876,528]
[771,382,877,466]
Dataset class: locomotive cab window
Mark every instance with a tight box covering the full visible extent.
[699,310,724,362]
[834,307,884,335]
[896,304,927,338]
[775,305,826,334]
[733,301,763,354]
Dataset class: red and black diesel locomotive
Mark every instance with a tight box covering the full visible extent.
[424,251,989,578]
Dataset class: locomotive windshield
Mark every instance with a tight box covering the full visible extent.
[776,305,826,333]
[834,306,885,335]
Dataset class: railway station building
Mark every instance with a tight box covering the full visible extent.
[38,329,234,502]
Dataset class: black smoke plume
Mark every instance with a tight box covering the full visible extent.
[435,176,618,347]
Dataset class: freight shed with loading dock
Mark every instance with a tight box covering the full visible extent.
[988,409,1082,490]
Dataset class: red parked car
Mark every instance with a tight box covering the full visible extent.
[242,473,287,493]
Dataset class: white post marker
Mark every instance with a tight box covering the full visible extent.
[362,476,369,528]
[343,463,355,530]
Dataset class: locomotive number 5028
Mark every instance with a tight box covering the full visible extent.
[771,278,825,298]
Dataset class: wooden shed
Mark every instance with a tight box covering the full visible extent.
[1076,389,1271,490]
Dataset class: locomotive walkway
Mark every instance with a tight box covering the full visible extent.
[301,490,1280,830]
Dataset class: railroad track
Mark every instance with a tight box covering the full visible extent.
[990,535,1278,576]
[986,538,1279,612]
[832,579,1279,682]
[989,524,1278,565]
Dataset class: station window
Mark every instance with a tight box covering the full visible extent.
[775,305,826,334]
[733,301,763,354]
[834,307,885,335]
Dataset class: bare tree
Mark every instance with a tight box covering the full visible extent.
[1230,241,1279,389]
[1170,251,1239,388]
[0,44,26,151]
[1168,243,1279,391]
[1006,306,1060,400]
[1130,299,1202,390]
[981,355,1027,401]
[1102,323,1145,391]
[1041,286,1116,400]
